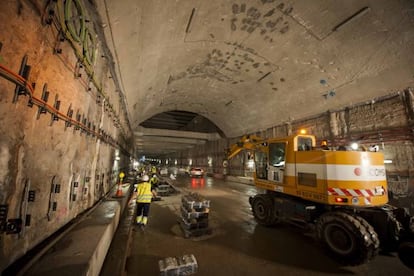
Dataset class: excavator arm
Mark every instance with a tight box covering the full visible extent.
[226,135,264,160]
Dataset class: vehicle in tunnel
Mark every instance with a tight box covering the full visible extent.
[226,132,414,269]
[189,167,204,178]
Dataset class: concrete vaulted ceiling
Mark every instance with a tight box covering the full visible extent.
[96,0,414,156]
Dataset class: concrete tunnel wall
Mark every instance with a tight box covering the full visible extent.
[0,0,414,273]
[0,0,133,271]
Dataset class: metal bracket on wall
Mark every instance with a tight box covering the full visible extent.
[82,174,90,199]
[74,61,83,79]
[19,179,30,237]
[13,55,32,103]
[53,30,65,55]
[5,219,22,234]
[87,121,92,137]
[0,205,8,232]
[36,84,49,119]
[65,103,73,130]
[80,114,86,136]
[87,78,92,91]
[69,174,80,210]
[47,176,60,221]
[0,205,22,234]
[42,0,56,26]
[27,97,34,108]
[50,94,61,125]
[74,110,81,132]
[72,181,79,201]
[28,191,36,202]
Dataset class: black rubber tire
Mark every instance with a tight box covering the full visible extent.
[251,194,276,226]
[317,212,379,265]
[353,215,380,260]
[398,242,414,270]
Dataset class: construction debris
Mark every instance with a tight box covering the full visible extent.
[156,179,178,197]
[159,254,198,275]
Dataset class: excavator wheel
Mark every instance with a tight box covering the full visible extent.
[251,194,277,226]
[317,212,379,265]
[353,215,380,259]
[398,241,414,270]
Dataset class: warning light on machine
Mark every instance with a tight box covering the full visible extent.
[335,197,348,203]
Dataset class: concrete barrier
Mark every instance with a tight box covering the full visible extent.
[25,184,132,276]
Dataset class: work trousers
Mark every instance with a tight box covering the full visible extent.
[136,202,151,225]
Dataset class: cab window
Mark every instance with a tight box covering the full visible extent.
[255,151,267,179]
[269,142,285,167]
[297,137,312,151]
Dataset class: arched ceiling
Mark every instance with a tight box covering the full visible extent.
[96,0,414,155]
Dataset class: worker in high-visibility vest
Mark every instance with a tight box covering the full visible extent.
[135,174,155,229]
[151,166,157,175]
[150,174,159,187]
[149,174,159,198]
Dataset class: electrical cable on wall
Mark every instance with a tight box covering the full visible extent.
[0,62,132,154]
[44,0,128,138]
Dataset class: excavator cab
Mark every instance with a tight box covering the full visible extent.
[297,136,314,151]
[266,142,286,183]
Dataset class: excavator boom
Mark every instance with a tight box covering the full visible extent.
[226,135,264,160]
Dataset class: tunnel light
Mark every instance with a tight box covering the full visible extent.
[247,159,255,169]
[384,159,393,164]
[208,157,213,167]
[351,142,359,150]
[189,159,193,166]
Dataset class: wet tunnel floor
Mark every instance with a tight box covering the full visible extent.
[124,176,412,276]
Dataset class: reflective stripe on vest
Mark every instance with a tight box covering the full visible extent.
[136,182,152,203]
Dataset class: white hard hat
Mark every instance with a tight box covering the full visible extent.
[142,175,149,181]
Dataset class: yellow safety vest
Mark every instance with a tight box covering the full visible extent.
[136,182,152,203]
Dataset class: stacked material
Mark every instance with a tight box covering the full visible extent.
[179,193,212,238]
[157,183,173,197]
[159,254,198,275]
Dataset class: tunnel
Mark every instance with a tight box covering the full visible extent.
[1,0,414,275]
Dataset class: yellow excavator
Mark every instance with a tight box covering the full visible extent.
[226,131,414,268]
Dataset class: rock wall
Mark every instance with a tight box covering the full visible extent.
[0,0,132,271]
